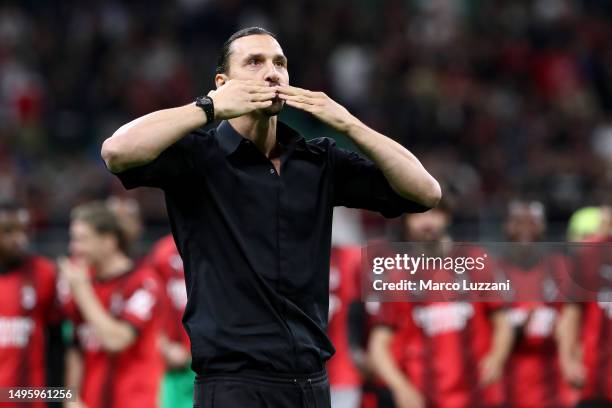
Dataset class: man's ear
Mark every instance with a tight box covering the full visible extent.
[215,74,228,88]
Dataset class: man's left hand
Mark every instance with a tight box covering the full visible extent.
[479,353,504,386]
[277,86,356,133]
[57,257,90,289]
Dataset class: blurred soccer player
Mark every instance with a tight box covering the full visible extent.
[149,234,194,408]
[368,206,513,408]
[497,200,577,408]
[105,196,143,252]
[557,227,612,408]
[58,202,163,408]
[327,245,364,408]
[0,199,57,407]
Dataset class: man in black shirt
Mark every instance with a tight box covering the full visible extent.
[102,27,440,408]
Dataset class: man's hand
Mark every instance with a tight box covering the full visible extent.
[479,353,505,386]
[350,348,374,379]
[57,257,90,289]
[164,341,191,369]
[390,382,426,408]
[208,80,278,120]
[559,351,585,387]
[277,85,356,133]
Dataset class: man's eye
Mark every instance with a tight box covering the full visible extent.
[248,59,260,65]
[275,61,285,67]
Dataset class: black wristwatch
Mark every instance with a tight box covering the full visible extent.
[195,95,215,123]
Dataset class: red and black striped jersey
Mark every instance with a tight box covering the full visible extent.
[575,236,612,402]
[327,246,362,388]
[148,234,190,351]
[0,255,57,408]
[61,264,164,408]
[505,301,577,408]
[498,254,578,408]
[375,301,504,408]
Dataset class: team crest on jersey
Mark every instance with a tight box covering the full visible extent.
[21,285,36,310]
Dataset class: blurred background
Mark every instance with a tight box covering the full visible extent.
[1,0,612,252]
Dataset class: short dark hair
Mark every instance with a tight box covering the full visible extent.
[71,202,130,255]
[0,198,25,213]
[215,27,277,75]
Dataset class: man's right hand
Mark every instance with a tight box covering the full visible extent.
[391,382,426,408]
[559,352,586,388]
[208,80,278,120]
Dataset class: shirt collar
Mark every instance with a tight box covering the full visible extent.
[215,121,244,155]
[215,120,308,156]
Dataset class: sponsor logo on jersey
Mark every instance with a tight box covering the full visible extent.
[412,303,475,336]
[0,317,34,347]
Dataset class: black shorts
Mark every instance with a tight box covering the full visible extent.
[193,369,331,408]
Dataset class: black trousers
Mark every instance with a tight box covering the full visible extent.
[575,400,612,408]
[193,369,331,408]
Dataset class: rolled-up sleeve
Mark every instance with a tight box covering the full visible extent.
[110,133,199,190]
[330,144,430,217]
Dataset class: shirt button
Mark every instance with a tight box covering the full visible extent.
[269,168,275,175]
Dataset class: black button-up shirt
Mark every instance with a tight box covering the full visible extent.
[113,120,428,375]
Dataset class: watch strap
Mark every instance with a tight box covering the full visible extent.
[195,95,215,123]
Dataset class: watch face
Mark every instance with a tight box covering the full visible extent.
[196,96,213,121]
[197,97,208,107]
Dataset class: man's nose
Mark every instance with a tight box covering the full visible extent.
[264,62,280,85]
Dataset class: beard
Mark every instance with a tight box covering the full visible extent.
[0,251,27,270]
[260,97,285,116]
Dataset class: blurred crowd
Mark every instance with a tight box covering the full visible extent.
[1,0,611,245]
